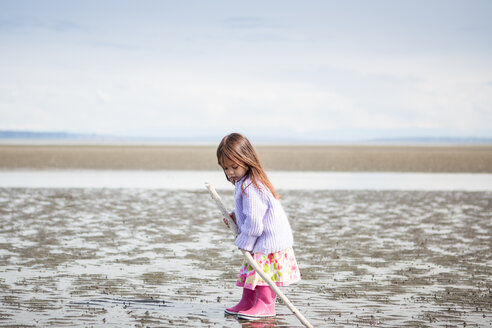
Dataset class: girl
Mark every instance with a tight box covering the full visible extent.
[216,133,301,320]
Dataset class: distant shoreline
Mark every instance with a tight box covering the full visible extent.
[1,144,491,173]
[2,139,492,147]
[1,130,492,146]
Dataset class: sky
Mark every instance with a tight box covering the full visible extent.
[1,0,491,142]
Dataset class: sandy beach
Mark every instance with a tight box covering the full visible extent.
[1,144,491,327]
[1,188,491,327]
[1,144,491,172]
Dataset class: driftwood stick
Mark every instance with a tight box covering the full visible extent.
[205,182,239,237]
[205,182,314,328]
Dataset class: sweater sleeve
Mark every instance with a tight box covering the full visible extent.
[235,185,268,251]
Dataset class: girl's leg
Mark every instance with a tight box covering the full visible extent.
[224,287,256,315]
[237,286,276,319]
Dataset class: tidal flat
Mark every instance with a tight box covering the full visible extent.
[0,188,490,327]
[1,144,491,172]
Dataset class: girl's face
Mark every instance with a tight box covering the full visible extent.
[221,157,248,182]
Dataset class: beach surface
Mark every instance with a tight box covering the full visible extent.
[1,188,490,327]
[1,144,491,327]
[1,144,491,172]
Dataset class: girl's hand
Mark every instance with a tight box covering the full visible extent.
[238,248,252,254]
[223,212,236,228]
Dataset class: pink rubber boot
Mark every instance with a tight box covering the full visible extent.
[224,288,256,315]
[237,286,276,320]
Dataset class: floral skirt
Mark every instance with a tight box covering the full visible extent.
[236,247,301,290]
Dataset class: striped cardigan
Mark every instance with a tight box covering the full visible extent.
[233,176,294,254]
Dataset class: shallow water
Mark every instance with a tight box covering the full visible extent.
[1,170,492,191]
[0,188,491,327]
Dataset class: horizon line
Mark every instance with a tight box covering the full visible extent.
[1,130,492,146]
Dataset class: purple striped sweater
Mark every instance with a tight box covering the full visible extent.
[233,176,294,253]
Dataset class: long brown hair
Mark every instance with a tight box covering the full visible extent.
[217,133,279,199]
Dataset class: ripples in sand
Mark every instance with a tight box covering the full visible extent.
[0,188,490,327]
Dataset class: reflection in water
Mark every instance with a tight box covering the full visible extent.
[0,188,490,327]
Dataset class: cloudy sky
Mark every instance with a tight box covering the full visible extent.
[1,0,491,141]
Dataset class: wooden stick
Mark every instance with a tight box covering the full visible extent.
[205,183,314,328]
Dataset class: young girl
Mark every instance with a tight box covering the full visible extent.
[216,133,301,320]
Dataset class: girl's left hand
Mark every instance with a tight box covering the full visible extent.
[223,212,236,229]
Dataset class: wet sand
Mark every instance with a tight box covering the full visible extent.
[0,188,491,327]
[1,144,491,172]
[1,144,491,327]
